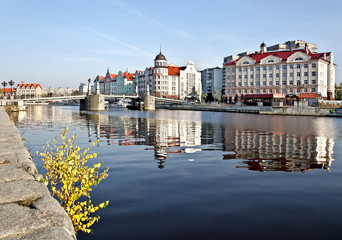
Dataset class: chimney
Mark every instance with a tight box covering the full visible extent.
[305,43,309,54]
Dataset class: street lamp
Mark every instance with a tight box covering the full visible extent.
[1,81,7,98]
[87,78,91,95]
[8,80,14,96]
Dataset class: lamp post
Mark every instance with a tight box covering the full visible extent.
[8,80,14,97]
[1,81,7,98]
[87,78,91,95]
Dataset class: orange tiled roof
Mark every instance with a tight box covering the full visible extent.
[17,83,42,89]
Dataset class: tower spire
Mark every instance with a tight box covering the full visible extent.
[160,44,162,53]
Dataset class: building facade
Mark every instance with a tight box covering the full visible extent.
[133,51,202,100]
[16,83,43,98]
[201,67,223,100]
[224,42,336,102]
[97,69,135,95]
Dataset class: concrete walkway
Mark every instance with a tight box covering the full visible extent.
[0,107,75,240]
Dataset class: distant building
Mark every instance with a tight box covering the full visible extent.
[16,83,42,98]
[97,69,135,95]
[133,51,202,100]
[224,42,336,104]
[201,67,223,101]
[79,83,89,95]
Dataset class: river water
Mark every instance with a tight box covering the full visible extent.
[13,105,342,239]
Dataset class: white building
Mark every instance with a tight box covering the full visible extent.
[16,83,43,98]
[79,83,89,95]
[224,42,336,103]
[133,51,202,100]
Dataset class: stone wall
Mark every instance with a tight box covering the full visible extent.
[0,107,75,240]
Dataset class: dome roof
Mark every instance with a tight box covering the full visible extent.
[260,42,266,47]
[154,52,167,61]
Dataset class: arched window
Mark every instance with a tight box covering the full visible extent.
[267,59,275,63]
[295,57,304,61]
[242,61,249,65]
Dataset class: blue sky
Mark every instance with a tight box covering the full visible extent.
[1,0,341,88]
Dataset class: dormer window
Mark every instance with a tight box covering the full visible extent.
[267,59,275,63]
[242,61,250,65]
[295,57,304,61]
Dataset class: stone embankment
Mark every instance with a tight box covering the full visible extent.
[0,107,75,240]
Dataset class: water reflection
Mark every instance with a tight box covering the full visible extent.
[223,122,335,173]
[15,106,336,173]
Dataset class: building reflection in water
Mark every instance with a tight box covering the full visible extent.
[223,117,335,173]
[19,106,335,173]
[84,111,203,169]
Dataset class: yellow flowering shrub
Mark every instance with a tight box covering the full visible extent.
[37,127,109,234]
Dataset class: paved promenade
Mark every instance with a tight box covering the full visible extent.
[0,107,75,240]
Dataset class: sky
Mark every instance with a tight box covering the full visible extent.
[1,0,342,89]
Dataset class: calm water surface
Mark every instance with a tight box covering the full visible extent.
[13,105,342,240]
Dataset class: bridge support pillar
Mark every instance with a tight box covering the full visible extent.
[80,94,105,111]
[144,95,155,110]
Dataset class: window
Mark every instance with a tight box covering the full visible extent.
[295,57,304,61]
[276,81,280,85]
[269,73,273,78]
[244,89,247,93]
[290,73,294,77]
[304,64,308,68]
[269,81,273,86]
[269,89,273,93]
[268,59,274,63]
[312,63,317,68]
[238,90,241,93]
[282,73,287,78]
[276,65,280,70]
[232,69,236,73]
[244,75,248,79]
[304,72,308,76]
[250,89,254,93]
[250,82,254,86]
[256,67,260,71]
[256,89,260,93]
[290,81,293,85]
[304,80,308,84]
[263,81,267,85]
[263,74,266,78]
[312,80,316,84]
[297,81,301,85]
[250,67,254,71]
[290,65,293,69]
[311,88,316,92]
[276,89,280,93]
[263,66,266,70]
[282,65,287,69]
[297,64,301,68]
[250,74,254,78]
[276,73,280,77]
[239,75,242,79]
[263,89,266,93]
[297,89,301,93]
[239,68,242,72]
[242,61,249,65]
[297,72,301,77]
[282,81,287,85]
[239,82,242,86]
[256,81,260,86]
[268,66,273,71]
[312,72,316,76]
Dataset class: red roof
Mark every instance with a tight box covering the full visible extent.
[225,49,332,66]
[99,76,105,80]
[110,74,118,79]
[122,72,134,81]
[17,83,42,89]
[168,66,180,76]
[2,88,16,93]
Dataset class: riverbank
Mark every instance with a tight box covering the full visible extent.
[0,107,75,240]
[157,102,342,117]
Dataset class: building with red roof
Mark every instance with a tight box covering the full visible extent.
[16,83,42,98]
[96,68,135,95]
[223,42,336,103]
[133,51,201,100]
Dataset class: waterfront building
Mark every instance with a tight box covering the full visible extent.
[97,69,135,95]
[201,67,223,101]
[16,83,42,98]
[224,42,336,103]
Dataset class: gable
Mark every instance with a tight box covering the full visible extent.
[236,56,255,66]
[260,55,282,65]
[287,52,310,63]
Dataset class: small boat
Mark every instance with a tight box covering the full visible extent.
[110,98,131,108]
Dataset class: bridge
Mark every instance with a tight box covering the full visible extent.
[14,94,186,111]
